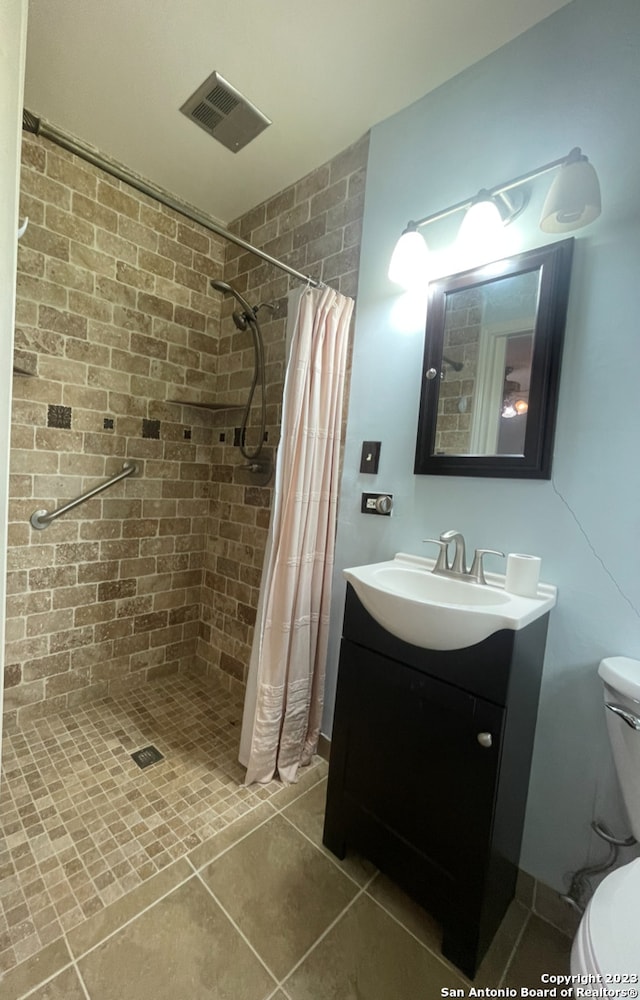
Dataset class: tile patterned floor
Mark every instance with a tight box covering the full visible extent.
[0,674,286,974]
[1,675,573,999]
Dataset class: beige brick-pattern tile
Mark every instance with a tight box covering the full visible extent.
[8,127,368,725]
[198,132,369,688]
[9,134,227,725]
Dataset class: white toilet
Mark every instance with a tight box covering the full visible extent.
[571,656,640,975]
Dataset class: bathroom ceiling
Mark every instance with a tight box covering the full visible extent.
[23,0,571,225]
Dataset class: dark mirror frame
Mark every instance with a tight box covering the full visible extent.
[414,238,574,479]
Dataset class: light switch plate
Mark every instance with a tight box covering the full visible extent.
[360,440,381,474]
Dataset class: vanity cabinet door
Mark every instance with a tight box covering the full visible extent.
[338,639,505,887]
[324,590,549,978]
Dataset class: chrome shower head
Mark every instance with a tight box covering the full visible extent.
[211,278,255,321]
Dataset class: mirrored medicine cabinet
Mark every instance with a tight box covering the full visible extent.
[414,238,574,479]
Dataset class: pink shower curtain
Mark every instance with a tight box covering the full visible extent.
[241,285,354,785]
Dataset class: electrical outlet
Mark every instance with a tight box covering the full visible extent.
[361,492,393,516]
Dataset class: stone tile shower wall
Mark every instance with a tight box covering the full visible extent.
[435,288,482,455]
[5,133,227,731]
[197,134,369,689]
[4,130,368,728]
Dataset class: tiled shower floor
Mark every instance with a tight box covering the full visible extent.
[0,673,572,998]
[0,673,284,975]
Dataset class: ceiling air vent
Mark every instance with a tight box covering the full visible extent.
[180,71,271,153]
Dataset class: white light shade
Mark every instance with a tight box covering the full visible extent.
[456,195,506,268]
[540,152,601,233]
[457,196,504,246]
[388,228,430,289]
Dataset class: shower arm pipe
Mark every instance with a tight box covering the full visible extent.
[22,109,322,289]
[30,462,139,530]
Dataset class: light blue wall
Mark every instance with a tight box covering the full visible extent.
[325,0,640,891]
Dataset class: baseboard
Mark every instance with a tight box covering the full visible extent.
[317,733,331,762]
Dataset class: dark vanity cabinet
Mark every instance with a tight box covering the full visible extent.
[323,585,549,978]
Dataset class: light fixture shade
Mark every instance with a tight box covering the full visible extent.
[540,150,601,233]
[457,195,504,246]
[388,226,430,289]
[456,192,507,267]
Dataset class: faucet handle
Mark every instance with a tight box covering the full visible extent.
[469,548,504,585]
[422,538,449,573]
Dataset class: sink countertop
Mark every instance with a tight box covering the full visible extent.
[343,552,557,651]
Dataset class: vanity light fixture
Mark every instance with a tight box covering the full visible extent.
[388,222,431,287]
[456,191,505,245]
[455,188,525,263]
[389,147,601,289]
[539,147,602,233]
[501,398,529,419]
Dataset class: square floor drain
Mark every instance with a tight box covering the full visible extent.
[131,745,164,769]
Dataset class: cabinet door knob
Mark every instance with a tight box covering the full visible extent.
[477,732,493,748]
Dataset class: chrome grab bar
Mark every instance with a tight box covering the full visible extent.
[606,702,640,732]
[30,462,139,530]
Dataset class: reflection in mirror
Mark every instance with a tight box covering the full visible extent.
[415,239,574,479]
[435,269,540,457]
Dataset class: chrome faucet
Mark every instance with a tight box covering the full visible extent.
[440,529,467,574]
[423,529,504,584]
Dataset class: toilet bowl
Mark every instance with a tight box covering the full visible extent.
[571,657,640,976]
[571,857,640,974]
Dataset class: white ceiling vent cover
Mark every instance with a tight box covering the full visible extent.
[180,71,271,153]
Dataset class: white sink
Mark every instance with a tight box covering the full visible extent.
[343,553,556,651]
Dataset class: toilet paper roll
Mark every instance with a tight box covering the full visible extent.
[505,553,541,598]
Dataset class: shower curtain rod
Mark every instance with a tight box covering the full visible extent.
[22,109,322,289]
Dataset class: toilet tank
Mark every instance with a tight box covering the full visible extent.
[598,657,640,841]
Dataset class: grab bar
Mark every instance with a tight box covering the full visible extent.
[30,461,139,530]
